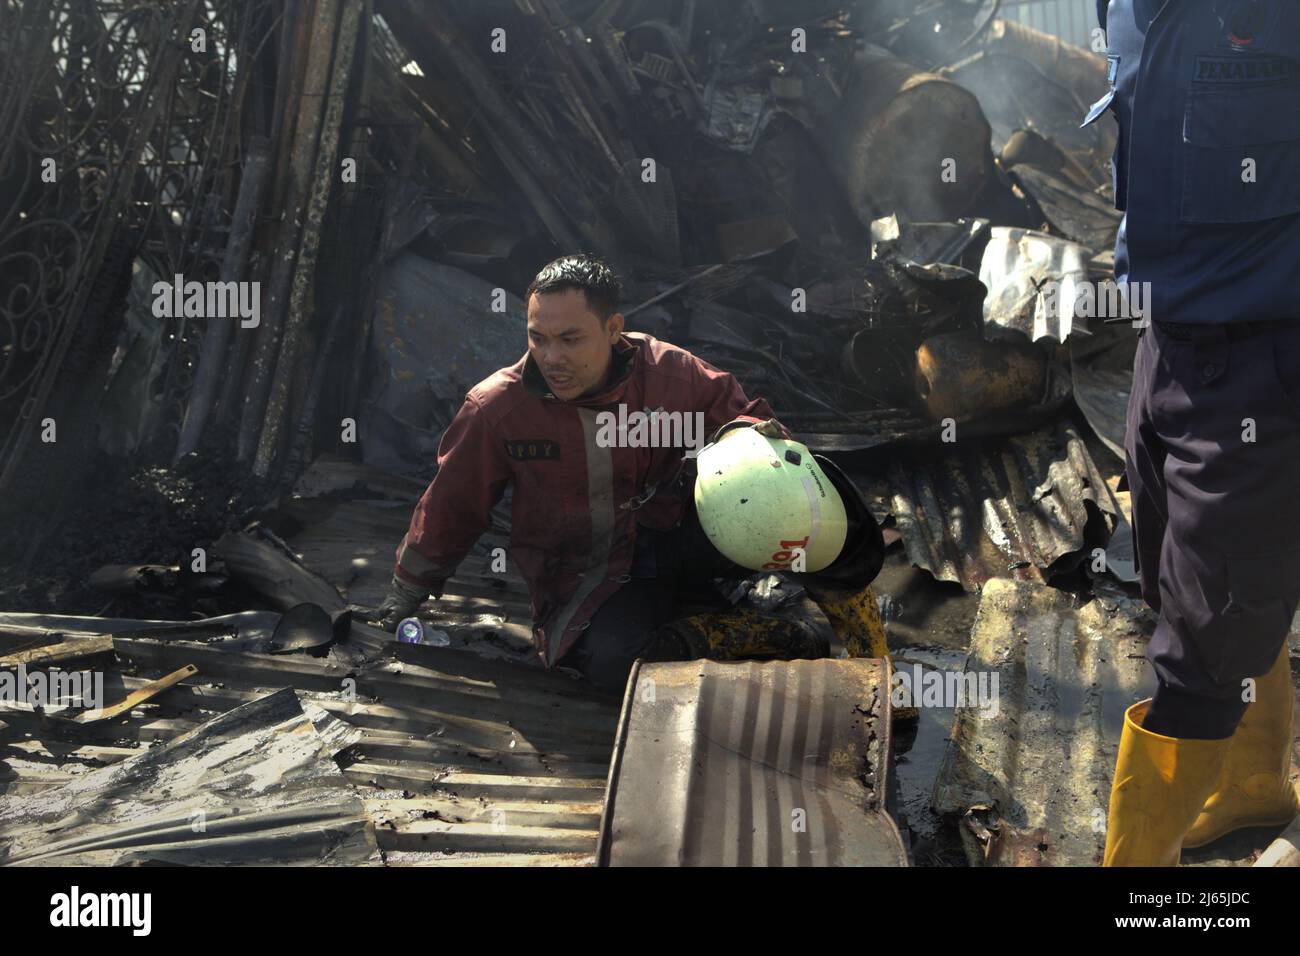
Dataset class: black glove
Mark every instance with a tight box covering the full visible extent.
[365,575,429,631]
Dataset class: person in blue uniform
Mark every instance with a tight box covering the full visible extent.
[1086,0,1300,865]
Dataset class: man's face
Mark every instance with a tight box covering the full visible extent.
[527,288,624,401]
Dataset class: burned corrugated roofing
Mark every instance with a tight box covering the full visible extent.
[865,419,1122,593]
[0,623,619,865]
[931,578,1157,866]
[1,687,379,866]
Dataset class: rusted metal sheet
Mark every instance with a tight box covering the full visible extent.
[599,658,908,866]
[212,529,351,623]
[931,578,1157,866]
[880,419,1123,592]
[798,395,1073,455]
[1009,163,1123,252]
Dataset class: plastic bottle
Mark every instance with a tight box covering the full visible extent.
[396,617,424,644]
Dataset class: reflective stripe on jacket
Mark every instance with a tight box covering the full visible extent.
[393,332,783,666]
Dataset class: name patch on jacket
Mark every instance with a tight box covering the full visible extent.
[504,439,560,461]
[1193,55,1290,83]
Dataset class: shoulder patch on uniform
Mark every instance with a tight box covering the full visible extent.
[504,438,560,461]
[1215,0,1284,53]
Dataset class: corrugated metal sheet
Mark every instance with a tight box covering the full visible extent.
[1007,165,1122,251]
[796,389,1073,455]
[0,687,379,866]
[0,621,619,865]
[945,17,1113,180]
[599,658,908,866]
[931,578,1157,865]
[875,418,1122,592]
[980,227,1095,342]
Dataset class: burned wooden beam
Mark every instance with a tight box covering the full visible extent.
[236,0,344,463]
[175,135,273,462]
[283,301,348,484]
[211,529,349,621]
[0,636,115,669]
[215,0,317,432]
[66,665,200,725]
[378,0,620,253]
[254,0,365,478]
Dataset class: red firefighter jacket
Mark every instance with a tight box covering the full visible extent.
[392,332,783,666]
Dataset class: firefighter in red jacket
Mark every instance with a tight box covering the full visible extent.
[368,254,886,693]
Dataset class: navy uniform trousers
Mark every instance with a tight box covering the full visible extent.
[1127,317,1300,737]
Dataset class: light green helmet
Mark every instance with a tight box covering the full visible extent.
[693,427,847,573]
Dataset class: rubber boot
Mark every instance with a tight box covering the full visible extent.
[802,581,917,721]
[1102,700,1233,866]
[802,581,890,659]
[1182,645,1300,848]
[654,605,829,662]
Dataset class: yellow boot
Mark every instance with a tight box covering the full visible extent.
[1182,646,1300,848]
[1103,700,1232,866]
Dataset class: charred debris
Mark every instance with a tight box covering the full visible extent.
[0,0,1176,866]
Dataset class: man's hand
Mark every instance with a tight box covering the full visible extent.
[751,418,785,439]
[364,575,429,631]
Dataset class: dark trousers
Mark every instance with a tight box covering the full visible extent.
[558,501,741,695]
[1125,318,1300,738]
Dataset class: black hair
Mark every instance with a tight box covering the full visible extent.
[524,254,622,322]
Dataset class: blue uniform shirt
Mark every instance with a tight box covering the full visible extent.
[1086,0,1300,323]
